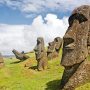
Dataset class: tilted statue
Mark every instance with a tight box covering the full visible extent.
[12,49,29,61]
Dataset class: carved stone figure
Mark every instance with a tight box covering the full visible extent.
[0,53,4,68]
[12,49,29,61]
[47,41,56,59]
[54,37,62,53]
[47,37,62,59]
[88,30,90,54]
[60,5,90,90]
[34,37,48,71]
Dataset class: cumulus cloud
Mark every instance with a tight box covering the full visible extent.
[0,0,90,17]
[0,14,68,55]
[24,14,68,49]
[0,0,89,55]
[0,24,27,55]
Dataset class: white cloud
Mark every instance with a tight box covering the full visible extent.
[0,0,89,55]
[0,14,68,55]
[0,24,27,55]
[24,14,68,50]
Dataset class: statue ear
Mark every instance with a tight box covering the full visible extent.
[69,13,88,27]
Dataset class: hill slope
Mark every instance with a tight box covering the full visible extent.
[0,51,90,90]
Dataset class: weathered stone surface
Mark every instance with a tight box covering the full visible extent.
[0,53,4,68]
[54,37,62,53]
[88,31,90,54]
[21,51,25,54]
[12,49,29,61]
[34,37,48,71]
[61,5,89,67]
[60,60,90,90]
[88,46,90,54]
[60,5,90,90]
[47,37,62,59]
[47,41,57,59]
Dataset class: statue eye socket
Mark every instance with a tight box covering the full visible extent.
[55,39,58,42]
[69,13,88,27]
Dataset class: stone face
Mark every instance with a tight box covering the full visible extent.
[88,31,90,54]
[47,41,57,59]
[34,37,48,71]
[60,5,90,90]
[0,53,4,68]
[61,5,89,67]
[54,37,62,53]
[47,37,62,59]
[12,49,29,61]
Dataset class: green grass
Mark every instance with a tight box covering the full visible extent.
[0,51,63,90]
[0,51,90,90]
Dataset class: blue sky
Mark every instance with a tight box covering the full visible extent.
[0,0,89,55]
[0,5,33,24]
[0,2,71,25]
[0,0,90,24]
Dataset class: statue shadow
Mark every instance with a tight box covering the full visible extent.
[10,60,22,64]
[29,66,37,70]
[45,79,61,90]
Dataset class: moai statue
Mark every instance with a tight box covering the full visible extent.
[34,37,48,71]
[88,31,90,54]
[0,53,4,68]
[21,51,25,54]
[12,49,29,61]
[47,41,56,59]
[54,37,62,53]
[47,37,62,59]
[60,5,90,90]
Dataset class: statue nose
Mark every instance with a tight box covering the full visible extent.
[63,37,75,50]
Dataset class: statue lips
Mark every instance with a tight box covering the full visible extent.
[64,43,75,50]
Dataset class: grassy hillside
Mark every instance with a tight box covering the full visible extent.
[0,51,90,90]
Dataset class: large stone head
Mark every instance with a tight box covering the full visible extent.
[34,37,44,51]
[34,37,45,60]
[37,37,44,45]
[12,49,18,54]
[47,41,55,52]
[61,5,90,67]
[54,37,62,53]
[37,37,44,51]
